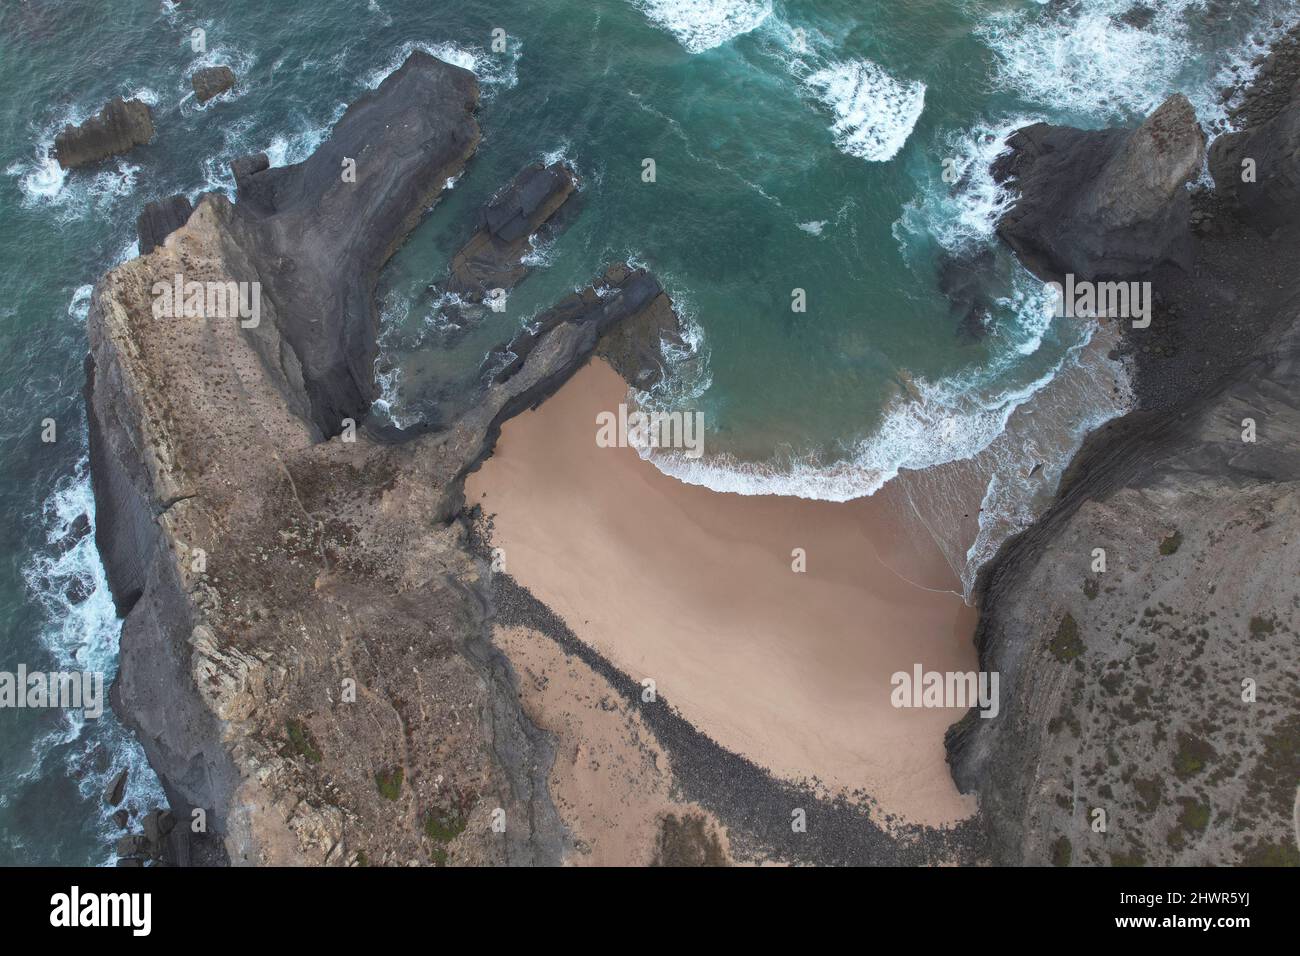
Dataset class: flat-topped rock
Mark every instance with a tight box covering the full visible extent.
[54,97,153,170]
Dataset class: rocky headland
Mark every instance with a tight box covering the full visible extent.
[85,31,1299,867]
[947,41,1300,865]
[85,51,696,865]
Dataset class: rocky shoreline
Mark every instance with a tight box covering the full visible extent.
[947,32,1300,865]
[84,52,694,865]
[83,28,1299,866]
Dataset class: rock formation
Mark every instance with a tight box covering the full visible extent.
[87,52,688,866]
[54,96,154,170]
[444,161,579,302]
[136,195,194,255]
[993,94,1206,281]
[192,66,236,104]
[223,50,480,439]
[950,68,1300,866]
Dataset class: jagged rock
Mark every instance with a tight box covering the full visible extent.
[994,94,1206,281]
[54,97,153,170]
[53,513,90,554]
[64,575,93,604]
[443,162,578,301]
[115,834,147,857]
[192,66,236,104]
[112,809,130,829]
[104,768,127,806]
[137,195,194,255]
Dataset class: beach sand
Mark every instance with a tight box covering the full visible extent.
[496,624,736,865]
[469,359,980,827]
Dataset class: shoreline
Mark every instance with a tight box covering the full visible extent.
[468,358,980,829]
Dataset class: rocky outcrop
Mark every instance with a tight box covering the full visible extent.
[191,66,236,104]
[54,97,154,170]
[136,195,193,255]
[89,53,682,866]
[443,161,579,303]
[226,50,481,439]
[993,94,1206,282]
[951,72,1300,866]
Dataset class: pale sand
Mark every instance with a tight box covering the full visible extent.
[469,359,980,826]
[496,624,735,865]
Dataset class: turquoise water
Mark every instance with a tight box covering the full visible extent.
[0,0,1293,864]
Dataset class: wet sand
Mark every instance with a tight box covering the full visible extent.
[469,359,980,826]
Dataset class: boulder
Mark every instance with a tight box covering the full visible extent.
[192,66,236,104]
[104,767,127,806]
[137,195,194,255]
[54,97,153,170]
[994,94,1206,281]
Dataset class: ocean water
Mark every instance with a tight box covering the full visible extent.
[0,0,1293,865]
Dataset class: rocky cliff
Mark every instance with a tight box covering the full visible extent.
[948,68,1300,864]
[87,52,682,865]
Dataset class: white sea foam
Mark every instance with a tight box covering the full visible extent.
[978,0,1300,131]
[21,460,167,862]
[521,232,557,268]
[263,102,347,169]
[803,59,926,162]
[797,220,827,236]
[361,39,521,95]
[978,1,1197,120]
[893,114,1038,257]
[632,0,772,54]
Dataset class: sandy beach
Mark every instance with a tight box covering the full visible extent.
[468,359,981,827]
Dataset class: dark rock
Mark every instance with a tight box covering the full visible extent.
[1209,96,1300,236]
[104,767,127,806]
[52,512,90,554]
[994,94,1206,282]
[1115,4,1156,29]
[115,834,146,857]
[137,195,194,255]
[64,575,93,605]
[937,247,1003,341]
[443,162,579,301]
[958,48,1300,866]
[54,97,153,170]
[112,809,130,829]
[192,66,236,104]
[224,51,482,438]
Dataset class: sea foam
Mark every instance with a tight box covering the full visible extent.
[803,59,926,163]
[632,0,773,54]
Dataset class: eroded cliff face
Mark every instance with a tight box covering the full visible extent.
[87,53,683,866]
[950,82,1300,865]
